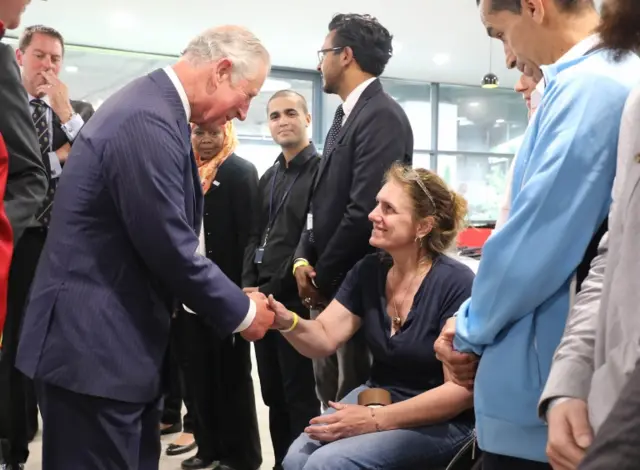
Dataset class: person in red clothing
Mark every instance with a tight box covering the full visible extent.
[0,132,13,352]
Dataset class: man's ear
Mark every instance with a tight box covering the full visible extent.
[15,48,24,67]
[214,58,234,84]
[523,0,545,25]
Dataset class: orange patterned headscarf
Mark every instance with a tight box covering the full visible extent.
[192,121,238,194]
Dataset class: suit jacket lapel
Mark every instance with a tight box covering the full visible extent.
[189,146,203,233]
[149,69,204,232]
[314,91,371,190]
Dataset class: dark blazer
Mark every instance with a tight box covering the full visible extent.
[0,42,47,243]
[295,79,413,298]
[15,69,250,404]
[202,153,259,287]
[51,99,95,152]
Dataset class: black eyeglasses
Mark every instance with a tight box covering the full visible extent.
[317,46,346,64]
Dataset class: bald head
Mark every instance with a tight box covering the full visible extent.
[267,90,309,115]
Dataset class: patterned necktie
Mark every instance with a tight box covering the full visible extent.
[31,99,56,226]
[323,104,344,157]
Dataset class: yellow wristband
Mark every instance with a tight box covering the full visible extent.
[292,259,310,275]
[281,312,299,333]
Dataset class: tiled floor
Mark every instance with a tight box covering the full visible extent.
[25,350,276,470]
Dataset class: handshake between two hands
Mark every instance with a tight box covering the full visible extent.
[239,289,295,342]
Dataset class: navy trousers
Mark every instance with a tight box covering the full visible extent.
[37,381,162,470]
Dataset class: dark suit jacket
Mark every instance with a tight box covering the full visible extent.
[0,42,47,243]
[51,99,95,152]
[15,69,250,403]
[202,153,259,287]
[295,79,413,298]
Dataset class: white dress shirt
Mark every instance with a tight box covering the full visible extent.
[341,76,377,124]
[163,67,256,332]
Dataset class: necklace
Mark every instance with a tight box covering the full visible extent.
[389,264,426,329]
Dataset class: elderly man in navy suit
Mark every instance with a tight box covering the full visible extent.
[14,25,274,470]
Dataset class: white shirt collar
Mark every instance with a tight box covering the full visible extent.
[538,34,600,95]
[163,66,191,120]
[342,77,377,119]
[28,93,51,107]
[557,33,600,64]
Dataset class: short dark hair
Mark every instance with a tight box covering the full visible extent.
[267,90,309,115]
[477,0,594,14]
[18,25,65,54]
[598,0,640,60]
[328,13,393,77]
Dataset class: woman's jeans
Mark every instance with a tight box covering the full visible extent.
[283,385,474,470]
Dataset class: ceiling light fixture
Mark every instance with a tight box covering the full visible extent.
[469,102,480,107]
[65,65,78,73]
[482,41,499,89]
[495,118,505,124]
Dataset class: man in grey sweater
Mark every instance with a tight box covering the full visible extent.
[539,0,640,468]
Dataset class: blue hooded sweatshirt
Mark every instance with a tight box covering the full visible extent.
[453,47,640,462]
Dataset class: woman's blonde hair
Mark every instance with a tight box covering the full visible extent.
[384,163,468,256]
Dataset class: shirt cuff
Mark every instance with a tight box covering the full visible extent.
[544,397,572,422]
[233,298,256,333]
[61,113,85,142]
[48,151,63,179]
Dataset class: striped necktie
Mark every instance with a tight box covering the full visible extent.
[31,99,56,226]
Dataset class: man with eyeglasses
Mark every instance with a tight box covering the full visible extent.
[293,13,413,408]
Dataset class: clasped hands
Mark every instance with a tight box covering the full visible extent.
[239,290,275,342]
[240,289,304,341]
[304,401,377,442]
[293,263,327,309]
[433,317,479,389]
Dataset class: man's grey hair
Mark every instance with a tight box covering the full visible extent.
[183,26,271,82]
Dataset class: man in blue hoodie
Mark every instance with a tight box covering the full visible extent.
[434,1,640,469]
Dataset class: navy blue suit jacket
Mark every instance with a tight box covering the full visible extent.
[15,69,249,403]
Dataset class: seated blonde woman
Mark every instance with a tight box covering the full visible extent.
[268,163,475,470]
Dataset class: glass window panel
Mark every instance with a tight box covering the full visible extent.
[438,84,528,154]
[382,78,431,151]
[235,140,281,178]
[321,79,432,151]
[437,153,512,223]
[412,151,433,170]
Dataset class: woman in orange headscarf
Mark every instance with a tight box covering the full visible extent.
[192,120,238,194]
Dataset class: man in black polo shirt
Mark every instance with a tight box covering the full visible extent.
[242,90,321,470]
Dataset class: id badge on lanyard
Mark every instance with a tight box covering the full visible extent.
[254,164,301,264]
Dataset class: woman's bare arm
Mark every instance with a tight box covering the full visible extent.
[269,296,362,359]
[374,364,474,430]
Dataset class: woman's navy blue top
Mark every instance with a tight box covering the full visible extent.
[335,253,475,422]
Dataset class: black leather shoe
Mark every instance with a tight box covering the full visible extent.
[161,422,183,435]
[181,456,215,469]
[166,440,197,456]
